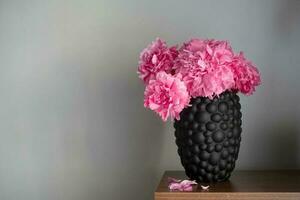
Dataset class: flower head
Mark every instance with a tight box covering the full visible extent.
[174,39,235,98]
[144,71,190,121]
[231,52,261,95]
[138,38,178,84]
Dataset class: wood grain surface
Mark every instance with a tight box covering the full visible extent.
[155,170,300,200]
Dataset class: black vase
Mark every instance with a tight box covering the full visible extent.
[174,91,242,182]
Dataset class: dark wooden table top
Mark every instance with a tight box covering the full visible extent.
[155,170,300,200]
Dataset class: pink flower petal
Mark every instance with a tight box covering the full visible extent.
[168,177,198,192]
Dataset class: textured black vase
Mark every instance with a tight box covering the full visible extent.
[174,91,242,182]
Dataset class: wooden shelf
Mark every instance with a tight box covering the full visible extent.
[155,170,300,200]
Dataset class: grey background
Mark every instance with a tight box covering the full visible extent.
[0,0,300,200]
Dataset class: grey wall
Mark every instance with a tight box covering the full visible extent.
[0,0,300,200]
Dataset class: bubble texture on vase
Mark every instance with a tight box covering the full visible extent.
[174,91,242,183]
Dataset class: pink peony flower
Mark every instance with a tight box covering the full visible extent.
[231,52,261,95]
[144,71,190,121]
[138,38,178,84]
[174,39,235,98]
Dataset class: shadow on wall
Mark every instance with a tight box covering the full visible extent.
[263,121,299,169]
[84,69,164,200]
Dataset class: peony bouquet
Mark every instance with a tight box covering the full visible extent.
[137,38,261,121]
